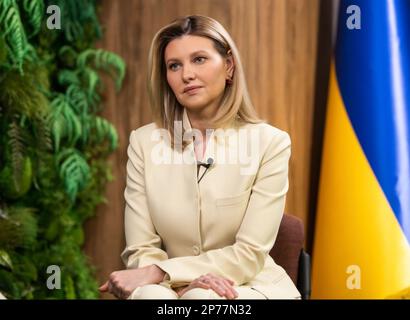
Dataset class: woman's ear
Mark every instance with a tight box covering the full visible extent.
[225,50,235,79]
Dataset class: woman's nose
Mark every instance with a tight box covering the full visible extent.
[182,65,196,82]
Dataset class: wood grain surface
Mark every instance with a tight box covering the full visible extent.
[83,0,332,298]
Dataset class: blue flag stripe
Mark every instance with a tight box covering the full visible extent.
[335,0,410,241]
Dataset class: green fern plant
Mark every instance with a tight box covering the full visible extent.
[0,63,50,118]
[58,69,81,87]
[48,94,82,152]
[65,84,91,117]
[0,206,37,248]
[57,46,126,113]
[50,0,101,45]
[56,148,90,202]
[7,121,25,184]
[0,156,32,200]
[21,0,44,37]
[77,49,125,90]
[0,0,126,299]
[58,45,77,68]
[0,0,29,71]
[0,249,13,270]
[0,35,7,65]
[90,116,118,151]
[32,112,52,153]
[76,67,102,108]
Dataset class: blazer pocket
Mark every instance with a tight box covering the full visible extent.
[215,188,251,207]
[214,188,252,240]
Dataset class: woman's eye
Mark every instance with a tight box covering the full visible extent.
[169,63,180,71]
[194,56,206,63]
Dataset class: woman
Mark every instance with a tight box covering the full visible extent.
[99,15,300,300]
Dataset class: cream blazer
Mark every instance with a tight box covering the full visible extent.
[121,108,300,299]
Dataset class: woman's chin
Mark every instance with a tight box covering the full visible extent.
[181,101,209,111]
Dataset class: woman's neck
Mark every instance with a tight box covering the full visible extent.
[186,104,218,137]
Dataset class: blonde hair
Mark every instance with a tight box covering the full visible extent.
[147,15,263,148]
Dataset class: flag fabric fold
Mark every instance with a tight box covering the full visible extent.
[312,0,410,298]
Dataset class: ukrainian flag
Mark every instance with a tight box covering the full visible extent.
[312,0,410,298]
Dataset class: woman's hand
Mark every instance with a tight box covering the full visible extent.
[176,273,238,300]
[99,265,166,299]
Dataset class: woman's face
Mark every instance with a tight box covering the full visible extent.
[164,35,233,114]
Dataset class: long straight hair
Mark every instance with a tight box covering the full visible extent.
[147,15,264,149]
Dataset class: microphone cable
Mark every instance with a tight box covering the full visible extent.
[197,157,214,183]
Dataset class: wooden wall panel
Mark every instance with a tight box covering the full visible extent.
[84,0,325,298]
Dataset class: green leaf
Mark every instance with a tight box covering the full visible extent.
[58,69,81,87]
[64,274,76,299]
[22,0,44,37]
[0,0,29,70]
[77,49,126,90]
[56,148,90,201]
[80,67,102,100]
[67,85,89,116]
[48,94,82,151]
[0,249,13,270]
[0,157,32,200]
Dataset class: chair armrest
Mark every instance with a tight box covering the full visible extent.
[297,250,311,300]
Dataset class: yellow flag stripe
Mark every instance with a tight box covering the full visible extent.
[312,62,410,299]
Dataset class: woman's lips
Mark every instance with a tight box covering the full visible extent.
[184,87,203,95]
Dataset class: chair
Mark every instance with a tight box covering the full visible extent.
[269,214,311,299]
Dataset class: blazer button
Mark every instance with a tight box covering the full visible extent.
[192,245,200,255]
